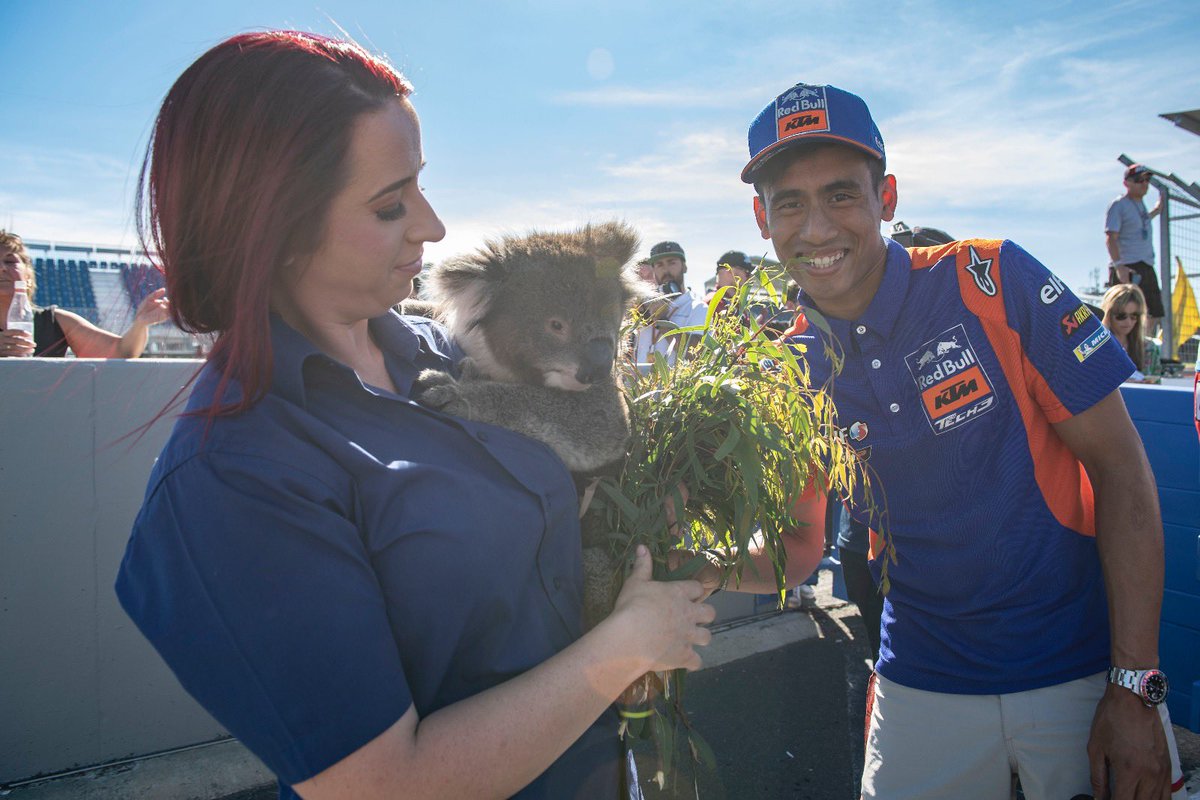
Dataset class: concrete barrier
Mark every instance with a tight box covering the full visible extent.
[0,359,226,785]
[2,362,1196,788]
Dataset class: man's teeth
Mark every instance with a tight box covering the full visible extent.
[800,251,844,269]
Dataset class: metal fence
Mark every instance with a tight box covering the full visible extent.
[1119,155,1200,362]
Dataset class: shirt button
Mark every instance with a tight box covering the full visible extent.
[871,359,882,369]
[553,577,563,590]
[477,430,490,442]
[856,325,867,335]
[889,403,900,413]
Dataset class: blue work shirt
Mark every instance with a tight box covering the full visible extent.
[787,239,1133,695]
[116,312,621,799]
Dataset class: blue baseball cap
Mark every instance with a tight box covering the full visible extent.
[741,82,885,184]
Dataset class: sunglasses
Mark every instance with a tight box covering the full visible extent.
[1129,175,1151,184]
[1113,311,1142,321]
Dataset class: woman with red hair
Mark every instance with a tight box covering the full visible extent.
[115,31,713,800]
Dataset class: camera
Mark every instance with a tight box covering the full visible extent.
[658,280,682,296]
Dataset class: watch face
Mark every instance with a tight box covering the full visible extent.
[1140,671,1169,704]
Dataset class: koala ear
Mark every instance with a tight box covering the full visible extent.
[583,221,639,276]
[424,238,515,336]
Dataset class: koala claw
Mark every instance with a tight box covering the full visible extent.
[412,369,465,413]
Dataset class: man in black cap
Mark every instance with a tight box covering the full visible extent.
[631,240,708,369]
[714,250,754,292]
[737,82,1182,799]
[705,250,756,312]
[1106,163,1164,334]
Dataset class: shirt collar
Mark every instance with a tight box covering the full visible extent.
[270,310,445,407]
[799,237,910,339]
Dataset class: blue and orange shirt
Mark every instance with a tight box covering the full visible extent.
[788,238,1134,694]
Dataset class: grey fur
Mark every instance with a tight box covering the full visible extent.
[409,221,645,473]
[405,221,645,628]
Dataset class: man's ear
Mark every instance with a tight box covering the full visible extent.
[753,195,770,240]
[880,174,898,223]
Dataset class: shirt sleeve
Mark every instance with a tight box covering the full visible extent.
[685,296,710,328]
[1104,199,1123,235]
[115,452,412,786]
[999,240,1134,420]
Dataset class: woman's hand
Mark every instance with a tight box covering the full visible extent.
[0,328,35,357]
[133,288,171,328]
[604,546,715,674]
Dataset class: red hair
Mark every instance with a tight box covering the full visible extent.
[137,31,411,419]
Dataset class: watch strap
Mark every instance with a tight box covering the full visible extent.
[1107,667,1168,706]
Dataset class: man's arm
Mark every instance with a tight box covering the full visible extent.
[1051,390,1172,799]
[674,484,827,598]
[1105,232,1131,283]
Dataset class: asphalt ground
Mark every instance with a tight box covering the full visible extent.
[12,572,1197,800]
[630,600,873,799]
[221,576,879,800]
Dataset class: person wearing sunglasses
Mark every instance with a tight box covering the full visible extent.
[1101,283,1162,384]
[1105,163,1164,335]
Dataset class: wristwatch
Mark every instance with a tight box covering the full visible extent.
[1107,667,1169,707]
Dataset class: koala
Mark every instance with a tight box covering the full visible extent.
[409,221,644,474]
[406,222,645,628]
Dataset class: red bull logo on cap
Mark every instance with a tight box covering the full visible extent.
[776,85,830,139]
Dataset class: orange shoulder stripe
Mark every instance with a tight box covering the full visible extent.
[950,240,1095,536]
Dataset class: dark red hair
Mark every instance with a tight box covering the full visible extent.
[137,31,411,419]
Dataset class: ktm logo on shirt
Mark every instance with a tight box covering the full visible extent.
[778,109,829,138]
[922,366,992,418]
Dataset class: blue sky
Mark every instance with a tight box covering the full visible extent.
[3,0,1198,294]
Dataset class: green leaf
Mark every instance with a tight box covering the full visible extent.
[711,425,741,463]
[688,730,717,770]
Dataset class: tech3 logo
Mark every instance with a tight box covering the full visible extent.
[905,323,997,434]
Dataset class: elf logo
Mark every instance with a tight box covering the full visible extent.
[1040,273,1066,305]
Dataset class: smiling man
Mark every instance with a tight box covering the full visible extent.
[743,82,1185,800]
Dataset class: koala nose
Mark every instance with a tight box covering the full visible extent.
[576,337,616,385]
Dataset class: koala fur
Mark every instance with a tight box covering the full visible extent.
[406,222,645,628]
[409,221,645,474]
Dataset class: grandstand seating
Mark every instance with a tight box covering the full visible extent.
[120,263,166,308]
[31,257,100,323]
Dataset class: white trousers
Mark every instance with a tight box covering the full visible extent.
[862,672,1186,800]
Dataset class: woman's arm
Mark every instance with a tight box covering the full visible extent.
[295,547,714,800]
[55,288,170,358]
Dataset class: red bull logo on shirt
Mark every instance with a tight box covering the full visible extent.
[776,86,830,138]
[906,324,997,434]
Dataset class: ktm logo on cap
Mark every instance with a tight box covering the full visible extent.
[778,109,829,138]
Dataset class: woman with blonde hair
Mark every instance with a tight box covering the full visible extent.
[1100,283,1161,383]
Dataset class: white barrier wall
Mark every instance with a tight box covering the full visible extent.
[0,358,770,786]
[0,359,227,784]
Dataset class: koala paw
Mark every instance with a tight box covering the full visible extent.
[412,369,466,414]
